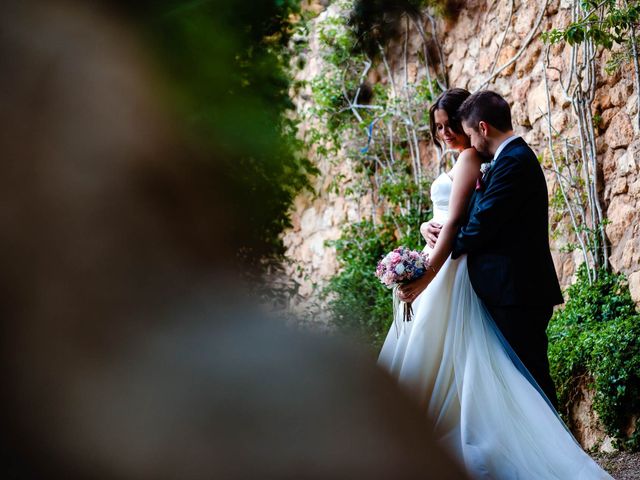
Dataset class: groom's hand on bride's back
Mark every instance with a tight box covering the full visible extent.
[421,221,442,248]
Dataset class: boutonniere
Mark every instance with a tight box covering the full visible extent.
[476,162,492,191]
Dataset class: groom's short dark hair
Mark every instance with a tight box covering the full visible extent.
[458,90,513,132]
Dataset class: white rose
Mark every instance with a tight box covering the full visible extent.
[394,263,405,275]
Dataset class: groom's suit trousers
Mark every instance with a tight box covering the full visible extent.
[485,304,559,410]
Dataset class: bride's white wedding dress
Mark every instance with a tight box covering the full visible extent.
[378,173,612,479]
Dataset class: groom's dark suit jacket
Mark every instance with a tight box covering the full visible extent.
[451,137,563,308]
[451,136,563,408]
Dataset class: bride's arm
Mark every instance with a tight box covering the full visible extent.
[399,149,481,302]
[425,149,481,271]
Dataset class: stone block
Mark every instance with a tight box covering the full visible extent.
[559,0,573,11]
[551,82,571,108]
[449,60,463,85]
[561,256,575,285]
[321,206,334,228]
[603,148,622,189]
[497,45,517,77]
[628,139,640,171]
[477,40,498,72]
[626,93,639,117]
[512,101,530,128]
[462,57,476,77]
[617,237,639,269]
[599,436,617,454]
[606,194,636,245]
[629,271,640,304]
[547,0,560,15]
[630,178,640,196]
[492,77,513,97]
[514,3,536,37]
[551,111,569,132]
[605,111,634,149]
[593,87,612,111]
[516,45,541,79]
[346,206,359,223]
[617,150,636,176]
[610,79,634,107]
[527,81,549,125]
[481,26,494,47]
[601,107,620,129]
[512,78,532,103]
[300,207,318,233]
[569,380,608,451]
[468,37,480,58]
[450,40,467,64]
[612,176,628,195]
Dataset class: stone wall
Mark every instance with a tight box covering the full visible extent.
[284,0,640,317]
[282,1,367,323]
[439,0,640,298]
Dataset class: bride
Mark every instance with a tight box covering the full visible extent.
[377,89,612,479]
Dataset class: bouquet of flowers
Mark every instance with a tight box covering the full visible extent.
[375,246,429,324]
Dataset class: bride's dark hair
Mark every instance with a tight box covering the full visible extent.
[429,88,471,152]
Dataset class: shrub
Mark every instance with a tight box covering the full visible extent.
[325,203,429,350]
[548,265,640,450]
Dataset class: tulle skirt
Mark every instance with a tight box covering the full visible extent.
[378,254,612,479]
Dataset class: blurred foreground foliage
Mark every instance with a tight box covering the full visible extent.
[548,265,640,450]
[117,0,317,264]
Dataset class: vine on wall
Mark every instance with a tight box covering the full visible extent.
[542,0,640,282]
[297,0,449,346]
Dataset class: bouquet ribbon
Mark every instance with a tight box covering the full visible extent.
[392,285,414,337]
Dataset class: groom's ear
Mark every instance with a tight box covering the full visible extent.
[478,120,489,137]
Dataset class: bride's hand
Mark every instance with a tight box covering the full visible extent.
[420,221,442,248]
[398,270,436,303]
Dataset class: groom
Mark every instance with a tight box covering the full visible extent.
[427,91,563,408]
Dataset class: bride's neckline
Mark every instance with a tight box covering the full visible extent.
[438,172,453,182]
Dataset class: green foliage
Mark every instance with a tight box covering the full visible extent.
[543,1,640,58]
[122,0,317,263]
[548,265,640,450]
[325,161,432,350]
[301,0,441,346]
[325,220,396,348]
[325,197,430,349]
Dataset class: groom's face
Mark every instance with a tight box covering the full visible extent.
[462,121,491,159]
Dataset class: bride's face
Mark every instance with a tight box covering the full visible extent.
[433,109,470,151]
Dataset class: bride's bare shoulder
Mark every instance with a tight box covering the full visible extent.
[449,148,483,180]
[454,147,483,175]
[457,147,483,166]
[449,149,482,180]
